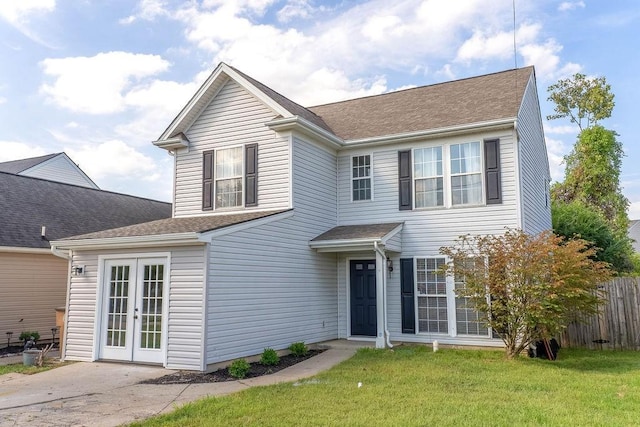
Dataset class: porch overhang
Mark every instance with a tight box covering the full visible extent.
[309,223,403,253]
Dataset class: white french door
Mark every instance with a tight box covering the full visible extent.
[100,258,167,364]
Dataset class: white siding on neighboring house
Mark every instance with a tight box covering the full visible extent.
[63,245,206,370]
[205,137,338,365]
[174,79,290,217]
[0,253,67,344]
[517,75,552,234]
[20,154,98,189]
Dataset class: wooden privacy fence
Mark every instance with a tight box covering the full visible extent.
[560,277,640,350]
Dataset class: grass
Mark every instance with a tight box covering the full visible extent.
[0,360,70,375]
[132,346,640,427]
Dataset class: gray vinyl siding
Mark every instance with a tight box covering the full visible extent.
[517,75,552,234]
[20,155,97,188]
[336,131,520,346]
[174,79,290,217]
[63,245,206,369]
[338,130,520,236]
[205,137,338,365]
[0,253,67,345]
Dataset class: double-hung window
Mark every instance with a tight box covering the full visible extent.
[352,155,371,201]
[450,142,482,205]
[414,147,443,208]
[416,257,448,333]
[215,147,243,208]
[454,258,489,336]
[202,144,258,210]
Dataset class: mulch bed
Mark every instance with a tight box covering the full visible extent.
[0,346,24,358]
[141,349,325,384]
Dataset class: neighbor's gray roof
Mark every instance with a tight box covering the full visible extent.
[311,223,403,242]
[63,209,290,241]
[307,67,533,140]
[629,220,640,253]
[0,153,59,174]
[0,172,171,249]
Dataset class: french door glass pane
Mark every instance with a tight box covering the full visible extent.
[140,264,163,349]
[107,265,129,347]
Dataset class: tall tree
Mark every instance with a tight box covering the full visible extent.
[547,73,615,131]
[551,125,629,233]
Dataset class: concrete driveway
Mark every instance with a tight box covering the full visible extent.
[0,345,358,427]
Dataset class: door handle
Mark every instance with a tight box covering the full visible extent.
[134,307,139,319]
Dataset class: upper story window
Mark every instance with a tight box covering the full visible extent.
[450,142,482,206]
[215,147,243,208]
[202,144,258,211]
[352,155,372,201]
[398,139,500,211]
[414,147,443,208]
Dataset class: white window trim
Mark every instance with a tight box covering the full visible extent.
[412,141,486,210]
[214,144,245,210]
[414,256,451,336]
[350,153,374,202]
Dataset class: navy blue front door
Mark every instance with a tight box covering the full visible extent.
[350,260,377,336]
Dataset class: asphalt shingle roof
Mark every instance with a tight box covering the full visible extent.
[307,67,533,141]
[0,172,172,248]
[311,223,403,242]
[63,209,290,241]
[0,153,59,174]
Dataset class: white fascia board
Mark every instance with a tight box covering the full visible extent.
[267,116,343,149]
[199,209,294,240]
[0,246,52,254]
[153,135,190,151]
[343,118,516,148]
[380,224,404,244]
[309,238,381,253]
[50,233,203,251]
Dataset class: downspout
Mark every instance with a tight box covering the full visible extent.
[374,241,393,348]
[50,244,72,361]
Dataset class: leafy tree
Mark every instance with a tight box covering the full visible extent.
[551,126,628,233]
[552,200,633,273]
[440,229,612,359]
[547,73,614,131]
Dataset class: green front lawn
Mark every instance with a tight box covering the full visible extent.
[134,346,640,427]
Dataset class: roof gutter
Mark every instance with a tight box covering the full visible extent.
[344,117,517,148]
[0,246,53,255]
[50,232,204,251]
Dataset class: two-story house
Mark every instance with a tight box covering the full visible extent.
[51,63,550,371]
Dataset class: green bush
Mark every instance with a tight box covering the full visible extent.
[289,342,308,357]
[19,331,40,342]
[228,359,250,379]
[260,348,280,366]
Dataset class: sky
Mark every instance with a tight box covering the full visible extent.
[1,0,639,217]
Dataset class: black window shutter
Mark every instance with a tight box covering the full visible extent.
[245,143,258,207]
[202,150,214,210]
[484,139,502,204]
[400,258,415,334]
[398,150,412,210]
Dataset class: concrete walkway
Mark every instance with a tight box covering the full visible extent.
[0,343,361,427]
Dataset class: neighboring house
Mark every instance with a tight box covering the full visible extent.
[0,169,172,345]
[51,63,550,371]
[629,220,640,252]
[0,152,99,189]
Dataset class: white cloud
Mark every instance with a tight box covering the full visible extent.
[277,0,316,22]
[558,1,585,12]
[0,0,56,46]
[0,0,55,24]
[629,202,640,220]
[544,124,579,135]
[0,97,6,104]
[519,39,581,81]
[119,0,169,25]
[456,23,541,63]
[40,51,170,114]
[0,141,48,162]
[66,140,158,180]
[545,136,568,182]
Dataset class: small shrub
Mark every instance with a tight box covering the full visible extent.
[228,359,250,379]
[261,348,280,366]
[19,331,40,342]
[289,341,308,357]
